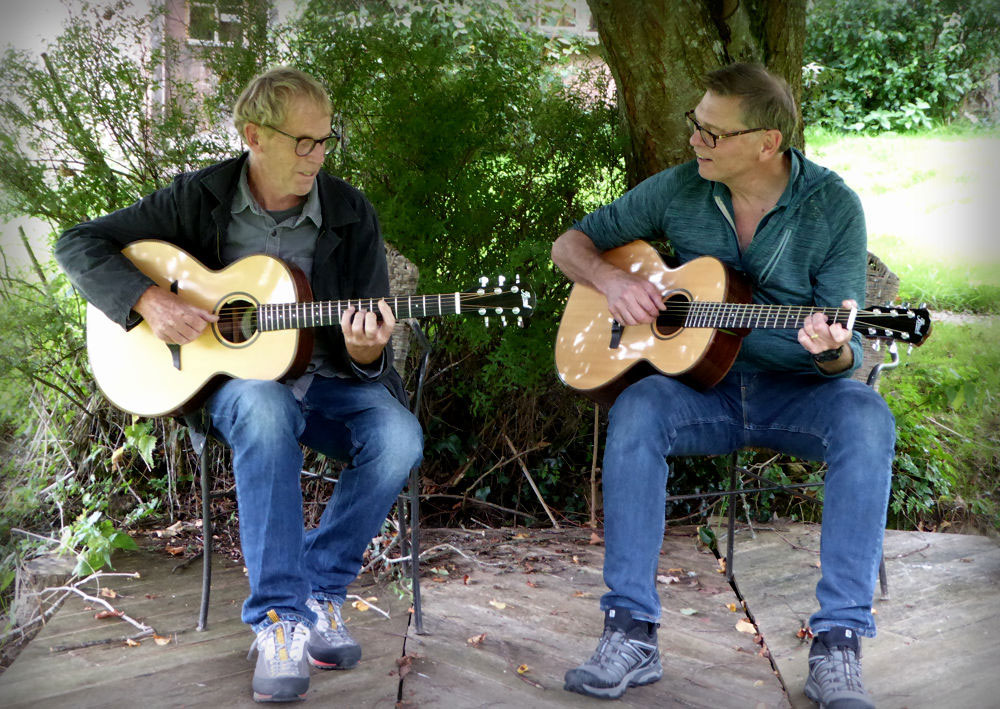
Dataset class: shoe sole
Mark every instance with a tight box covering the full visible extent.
[564,666,663,700]
[307,651,361,671]
[252,691,307,703]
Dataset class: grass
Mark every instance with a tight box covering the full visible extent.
[804,125,1000,313]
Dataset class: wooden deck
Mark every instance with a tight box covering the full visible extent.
[1,523,997,708]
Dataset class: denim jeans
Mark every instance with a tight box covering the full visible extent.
[205,375,423,631]
[600,369,894,638]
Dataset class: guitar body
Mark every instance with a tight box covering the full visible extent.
[87,240,311,417]
[555,241,751,405]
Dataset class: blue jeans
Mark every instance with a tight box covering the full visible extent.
[600,370,894,637]
[205,375,423,631]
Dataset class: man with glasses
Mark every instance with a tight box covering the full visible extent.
[55,67,422,702]
[552,63,891,707]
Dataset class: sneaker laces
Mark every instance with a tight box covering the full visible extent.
[810,644,866,694]
[588,627,652,679]
[249,617,310,674]
[307,597,355,646]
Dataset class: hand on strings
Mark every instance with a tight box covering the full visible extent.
[133,285,218,345]
[341,298,395,365]
[798,299,857,355]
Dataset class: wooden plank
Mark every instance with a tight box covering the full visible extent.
[0,548,409,708]
[724,522,1000,709]
[401,527,787,708]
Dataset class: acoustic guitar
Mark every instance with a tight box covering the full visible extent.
[87,240,534,417]
[555,240,931,404]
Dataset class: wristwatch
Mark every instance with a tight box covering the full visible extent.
[812,345,844,363]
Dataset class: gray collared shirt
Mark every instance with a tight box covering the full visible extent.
[227,161,385,397]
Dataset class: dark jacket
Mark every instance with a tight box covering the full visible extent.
[55,153,406,406]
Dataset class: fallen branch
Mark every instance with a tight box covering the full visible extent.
[386,542,507,568]
[41,578,152,635]
[505,435,561,530]
[420,493,535,519]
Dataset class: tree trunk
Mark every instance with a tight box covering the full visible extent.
[587,0,806,187]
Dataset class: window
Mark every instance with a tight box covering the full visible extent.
[188,0,242,46]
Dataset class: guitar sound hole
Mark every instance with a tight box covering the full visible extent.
[217,298,258,344]
[655,293,689,337]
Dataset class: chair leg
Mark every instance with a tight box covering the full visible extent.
[197,441,213,632]
[725,454,738,583]
[408,464,425,634]
[878,556,889,600]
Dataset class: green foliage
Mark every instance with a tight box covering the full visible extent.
[881,321,1000,529]
[61,511,139,576]
[803,0,1000,132]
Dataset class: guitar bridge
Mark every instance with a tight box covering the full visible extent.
[609,320,623,349]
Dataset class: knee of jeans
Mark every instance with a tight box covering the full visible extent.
[366,408,424,471]
[830,385,896,449]
[230,380,303,437]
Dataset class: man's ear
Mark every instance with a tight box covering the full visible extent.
[760,129,783,159]
[243,123,263,152]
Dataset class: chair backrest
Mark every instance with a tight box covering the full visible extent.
[384,241,419,375]
[851,251,900,387]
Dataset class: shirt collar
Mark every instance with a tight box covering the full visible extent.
[232,159,323,228]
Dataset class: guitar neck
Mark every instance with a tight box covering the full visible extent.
[665,301,928,343]
[678,302,850,330]
[257,293,472,331]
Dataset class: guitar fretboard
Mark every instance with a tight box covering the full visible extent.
[255,292,518,331]
[673,302,851,330]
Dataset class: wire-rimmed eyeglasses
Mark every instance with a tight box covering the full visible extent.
[264,124,341,156]
[684,110,769,148]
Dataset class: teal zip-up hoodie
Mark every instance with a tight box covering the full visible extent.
[576,148,866,377]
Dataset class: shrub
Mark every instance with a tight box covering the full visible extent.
[803,0,1000,131]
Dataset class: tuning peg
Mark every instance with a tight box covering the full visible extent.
[478,276,489,294]
[872,340,881,352]
[500,315,508,327]
[484,316,490,327]
[516,316,524,328]
[918,302,927,309]
[498,275,506,286]
[478,308,487,316]
[907,344,914,355]
[900,332,910,340]
[512,307,520,315]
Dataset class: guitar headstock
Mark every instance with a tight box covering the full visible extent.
[469,275,535,327]
[856,305,932,346]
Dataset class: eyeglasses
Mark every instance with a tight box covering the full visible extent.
[263,124,341,156]
[684,110,768,148]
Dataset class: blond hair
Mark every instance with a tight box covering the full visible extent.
[233,66,331,136]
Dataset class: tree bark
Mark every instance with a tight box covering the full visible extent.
[587,0,806,187]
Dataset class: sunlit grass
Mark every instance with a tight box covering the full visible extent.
[804,126,1000,313]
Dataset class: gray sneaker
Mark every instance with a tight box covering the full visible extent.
[564,607,662,699]
[306,597,362,670]
[804,627,875,708]
[249,610,311,703]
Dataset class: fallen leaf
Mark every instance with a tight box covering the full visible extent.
[657,575,680,585]
[589,532,603,545]
[571,555,580,564]
[144,594,159,600]
[525,580,538,588]
[153,634,171,646]
[396,654,413,678]
[99,588,118,599]
[110,446,126,471]
[365,596,378,602]
[488,599,507,610]
[516,664,531,674]
[165,545,185,556]
[726,603,738,612]
[513,532,529,540]
[125,638,141,647]
[572,590,590,598]
[467,632,487,647]
[679,608,698,616]
[352,600,370,612]
[463,574,471,585]
[668,567,684,574]
[716,558,726,574]
[95,610,124,620]
[735,619,756,633]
